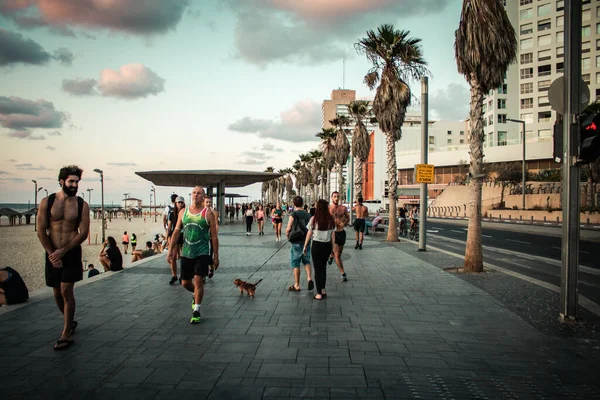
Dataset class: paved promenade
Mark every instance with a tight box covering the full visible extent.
[1,221,599,399]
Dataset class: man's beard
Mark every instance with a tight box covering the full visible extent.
[62,185,77,197]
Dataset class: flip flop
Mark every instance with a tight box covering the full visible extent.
[53,339,74,351]
[288,285,300,291]
[313,294,324,300]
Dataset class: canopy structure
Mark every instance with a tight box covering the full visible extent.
[135,170,282,224]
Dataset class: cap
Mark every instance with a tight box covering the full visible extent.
[176,196,185,203]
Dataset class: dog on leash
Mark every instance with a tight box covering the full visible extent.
[233,278,263,298]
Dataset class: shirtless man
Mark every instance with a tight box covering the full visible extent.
[37,165,90,350]
[352,197,369,250]
[328,191,349,281]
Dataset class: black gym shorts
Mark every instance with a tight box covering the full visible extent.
[180,255,211,280]
[45,245,83,288]
[354,218,366,233]
[334,230,346,246]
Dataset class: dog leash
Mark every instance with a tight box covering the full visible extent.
[246,239,287,281]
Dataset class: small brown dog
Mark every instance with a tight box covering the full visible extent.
[234,278,263,298]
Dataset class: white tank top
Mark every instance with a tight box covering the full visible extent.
[308,217,333,243]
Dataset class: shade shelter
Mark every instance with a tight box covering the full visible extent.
[135,170,282,224]
[0,208,22,226]
[22,207,37,225]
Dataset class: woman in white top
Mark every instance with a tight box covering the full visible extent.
[304,199,335,300]
[244,206,254,236]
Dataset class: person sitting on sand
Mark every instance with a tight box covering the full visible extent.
[0,266,29,307]
[131,241,156,263]
[99,237,123,272]
[87,264,100,278]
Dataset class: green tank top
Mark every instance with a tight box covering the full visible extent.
[181,207,210,258]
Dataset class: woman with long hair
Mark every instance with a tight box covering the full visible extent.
[272,202,284,242]
[303,199,335,300]
[99,236,123,272]
[245,205,254,236]
[256,205,265,235]
[167,197,185,285]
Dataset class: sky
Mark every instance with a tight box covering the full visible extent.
[0,0,469,206]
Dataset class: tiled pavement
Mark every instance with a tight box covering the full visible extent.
[1,221,599,399]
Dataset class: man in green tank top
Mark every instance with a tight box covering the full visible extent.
[168,186,219,324]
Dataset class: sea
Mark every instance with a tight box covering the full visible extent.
[0,203,103,213]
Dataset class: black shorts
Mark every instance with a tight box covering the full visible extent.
[354,218,366,233]
[1,267,29,305]
[45,245,83,288]
[274,218,283,224]
[180,255,211,280]
[334,230,346,246]
[122,241,129,245]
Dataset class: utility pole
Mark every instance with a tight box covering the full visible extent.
[419,77,428,251]
[32,180,38,232]
[560,0,582,321]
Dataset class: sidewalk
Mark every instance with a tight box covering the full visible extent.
[1,221,599,399]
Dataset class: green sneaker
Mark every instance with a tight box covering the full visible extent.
[190,310,201,324]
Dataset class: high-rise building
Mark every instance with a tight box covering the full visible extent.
[321,89,356,129]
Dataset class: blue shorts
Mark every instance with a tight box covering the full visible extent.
[290,243,310,268]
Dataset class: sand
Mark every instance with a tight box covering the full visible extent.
[0,216,167,293]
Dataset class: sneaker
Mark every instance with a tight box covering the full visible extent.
[359,244,363,250]
[341,274,348,282]
[354,242,359,249]
[169,276,177,285]
[208,267,214,279]
[327,256,334,265]
[190,311,201,324]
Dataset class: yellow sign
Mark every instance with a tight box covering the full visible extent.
[415,164,435,183]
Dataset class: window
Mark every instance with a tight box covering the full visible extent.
[583,74,591,84]
[521,82,533,94]
[557,0,564,11]
[596,72,600,85]
[520,68,533,79]
[538,80,551,91]
[497,131,507,146]
[460,131,465,136]
[520,113,533,124]
[429,136,435,145]
[460,139,465,144]
[538,111,551,123]
[597,39,600,50]
[557,62,564,73]
[488,115,494,126]
[583,26,591,37]
[520,23,533,35]
[538,96,549,106]
[521,38,533,50]
[447,130,452,135]
[520,8,533,20]
[583,9,591,21]
[557,32,564,44]
[537,19,551,31]
[447,138,452,144]
[556,16,564,27]
[538,49,551,61]
[538,64,552,76]
[538,34,551,47]
[583,57,591,70]
[497,114,507,124]
[557,46,564,57]
[521,98,533,109]
[597,88,600,101]
[597,23,600,35]
[597,56,600,68]
[597,6,600,18]
[521,53,533,64]
[498,83,508,94]
[520,0,532,5]
[497,99,506,109]
[537,3,551,17]
[538,129,552,138]
[482,103,487,113]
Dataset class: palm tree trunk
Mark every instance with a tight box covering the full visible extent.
[327,170,331,200]
[337,164,343,193]
[384,133,399,242]
[464,84,484,272]
[355,159,364,199]
[587,173,593,208]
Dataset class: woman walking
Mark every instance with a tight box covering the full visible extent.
[121,231,129,254]
[303,199,335,300]
[256,205,266,235]
[131,233,137,253]
[272,202,284,242]
[245,206,254,236]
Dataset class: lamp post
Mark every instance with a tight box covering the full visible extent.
[43,189,48,198]
[150,192,153,219]
[86,188,93,205]
[32,180,38,231]
[151,186,157,222]
[507,118,526,210]
[94,169,105,242]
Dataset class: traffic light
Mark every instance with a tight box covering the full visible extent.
[579,114,600,164]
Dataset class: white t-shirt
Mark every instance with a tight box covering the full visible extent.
[308,217,333,243]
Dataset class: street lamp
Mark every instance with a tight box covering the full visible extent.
[151,186,156,222]
[94,169,105,242]
[150,192,153,220]
[86,188,93,205]
[32,180,39,231]
[43,189,48,198]
[507,118,527,210]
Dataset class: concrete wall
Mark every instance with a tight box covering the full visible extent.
[430,184,503,211]
[487,210,600,224]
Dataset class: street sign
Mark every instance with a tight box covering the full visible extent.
[415,164,434,184]
[548,76,590,113]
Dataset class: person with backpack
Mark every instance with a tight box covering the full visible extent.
[285,196,313,292]
[36,165,90,351]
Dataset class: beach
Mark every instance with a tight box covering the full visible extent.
[0,216,166,293]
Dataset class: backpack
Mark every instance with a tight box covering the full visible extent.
[167,205,175,232]
[287,211,308,243]
[47,194,84,226]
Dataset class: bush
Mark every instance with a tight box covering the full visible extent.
[512,205,519,210]
[531,168,561,182]
[530,205,543,211]
[581,205,600,213]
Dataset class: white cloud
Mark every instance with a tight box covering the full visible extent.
[61,78,97,96]
[429,82,469,121]
[98,64,165,99]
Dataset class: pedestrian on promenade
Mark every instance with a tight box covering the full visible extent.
[329,191,349,281]
[0,266,29,306]
[304,199,334,300]
[99,237,123,272]
[204,197,218,279]
[163,194,178,232]
[286,196,313,292]
[36,165,90,350]
[272,202,284,242]
[131,233,137,253]
[168,186,219,324]
[244,205,254,235]
[167,197,185,284]
[256,204,266,235]
[121,231,129,254]
[353,197,369,250]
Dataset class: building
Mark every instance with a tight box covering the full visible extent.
[321,89,356,129]
[122,197,142,210]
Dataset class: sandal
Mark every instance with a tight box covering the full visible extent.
[288,285,301,291]
[53,339,74,350]
[313,294,324,300]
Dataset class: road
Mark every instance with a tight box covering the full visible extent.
[414,219,600,306]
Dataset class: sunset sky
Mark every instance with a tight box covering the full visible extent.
[0,0,467,205]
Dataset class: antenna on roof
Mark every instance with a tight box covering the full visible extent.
[342,58,346,90]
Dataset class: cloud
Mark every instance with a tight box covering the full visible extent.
[48,130,61,136]
[226,0,453,66]
[429,83,469,121]
[0,28,51,66]
[228,100,321,143]
[108,162,138,167]
[255,143,283,152]
[238,158,268,165]
[46,145,55,150]
[61,78,97,96]
[6,130,46,140]
[15,163,48,170]
[0,0,190,36]
[0,177,26,183]
[0,170,8,174]
[52,48,74,65]
[6,159,17,162]
[237,151,273,165]
[0,96,68,134]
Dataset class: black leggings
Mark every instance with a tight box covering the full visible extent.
[311,240,332,294]
[246,216,253,232]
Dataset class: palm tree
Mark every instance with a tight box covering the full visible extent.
[299,153,312,200]
[263,166,275,203]
[316,127,337,199]
[277,169,286,202]
[292,160,302,200]
[455,0,517,271]
[348,100,372,199]
[330,116,351,199]
[356,24,429,242]
[282,167,294,202]
[309,149,323,202]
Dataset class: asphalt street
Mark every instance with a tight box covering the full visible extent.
[410,219,600,306]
